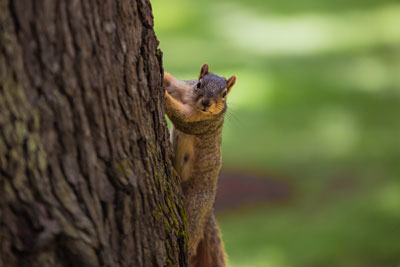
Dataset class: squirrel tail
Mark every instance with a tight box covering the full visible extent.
[190,214,227,267]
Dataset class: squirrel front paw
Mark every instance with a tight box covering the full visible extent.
[165,90,172,101]
[163,72,173,88]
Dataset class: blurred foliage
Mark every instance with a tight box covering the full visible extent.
[152,0,400,266]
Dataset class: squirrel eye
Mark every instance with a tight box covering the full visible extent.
[197,81,201,89]
[221,91,227,98]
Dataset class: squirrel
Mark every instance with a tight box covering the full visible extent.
[164,63,236,267]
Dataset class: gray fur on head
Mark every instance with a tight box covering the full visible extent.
[200,73,227,98]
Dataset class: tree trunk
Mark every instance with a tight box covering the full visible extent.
[0,0,187,266]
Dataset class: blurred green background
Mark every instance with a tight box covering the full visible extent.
[152,0,400,266]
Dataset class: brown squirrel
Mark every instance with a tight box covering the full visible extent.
[164,63,236,267]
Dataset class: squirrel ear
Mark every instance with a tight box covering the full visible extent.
[226,75,237,93]
[199,63,209,79]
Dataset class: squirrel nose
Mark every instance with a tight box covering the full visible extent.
[202,99,211,108]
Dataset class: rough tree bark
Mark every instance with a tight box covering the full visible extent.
[0,0,187,266]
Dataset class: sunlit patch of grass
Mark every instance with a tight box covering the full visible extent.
[376,182,400,216]
[218,182,400,267]
[320,54,399,93]
[227,69,274,110]
[312,108,359,158]
[213,3,400,57]
[229,246,289,267]
[152,0,198,32]
[217,0,400,15]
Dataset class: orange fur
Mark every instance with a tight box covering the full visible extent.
[227,75,236,93]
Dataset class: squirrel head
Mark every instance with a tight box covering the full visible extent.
[193,63,236,115]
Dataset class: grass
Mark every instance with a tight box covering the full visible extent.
[152,0,400,265]
[218,178,400,267]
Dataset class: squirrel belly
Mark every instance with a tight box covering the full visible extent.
[164,64,236,266]
[171,126,195,182]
